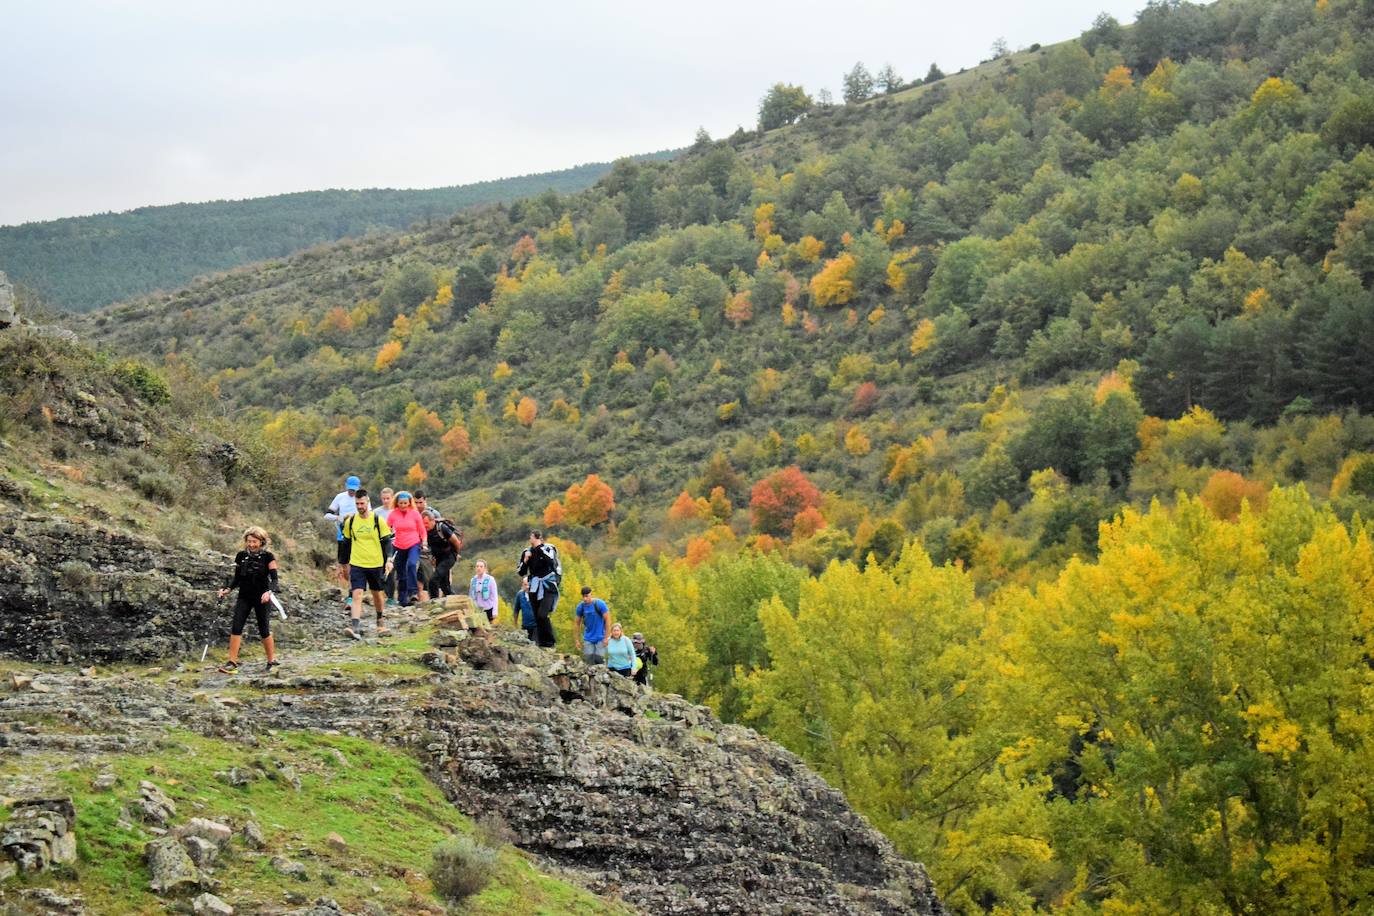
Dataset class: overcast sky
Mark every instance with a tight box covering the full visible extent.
[1,0,1143,226]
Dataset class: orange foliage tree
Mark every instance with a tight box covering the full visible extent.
[725,290,753,327]
[511,234,537,263]
[543,499,566,528]
[515,396,538,427]
[564,474,615,527]
[792,505,826,539]
[440,424,472,469]
[1199,470,1268,521]
[750,466,821,535]
[668,490,702,523]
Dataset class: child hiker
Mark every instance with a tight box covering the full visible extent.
[216,526,280,674]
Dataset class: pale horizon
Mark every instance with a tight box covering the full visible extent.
[1,0,1143,226]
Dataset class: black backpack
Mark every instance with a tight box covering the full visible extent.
[344,513,381,540]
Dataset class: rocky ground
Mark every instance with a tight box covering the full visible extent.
[0,593,944,915]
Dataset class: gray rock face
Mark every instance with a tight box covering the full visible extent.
[0,513,324,664]
[0,797,78,874]
[0,272,15,329]
[145,836,201,894]
[417,633,944,915]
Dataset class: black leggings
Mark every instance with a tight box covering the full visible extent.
[231,596,270,638]
[533,590,558,648]
[428,554,457,597]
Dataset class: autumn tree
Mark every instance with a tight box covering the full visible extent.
[810,254,856,306]
[515,396,537,427]
[724,290,753,327]
[440,423,472,469]
[543,499,565,528]
[404,462,427,489]
[750,466,822,535]
[564,474,615,527]
[668,490,703,524]
[373,340,402,372]
[1199,469,1268,520]
[850,381,879,416]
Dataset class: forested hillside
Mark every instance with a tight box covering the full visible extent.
[82,0,1374,910]
[1,156,673,312]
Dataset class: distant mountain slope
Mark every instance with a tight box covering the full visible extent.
[0,153,676,312]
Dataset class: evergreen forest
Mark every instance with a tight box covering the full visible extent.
[1,157,674,312]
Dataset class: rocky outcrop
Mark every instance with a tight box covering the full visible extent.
[0,272,15,329]
[0,513,327,664]
[0,596,944,914]
[418,632,942,915]
[0,798,77,878]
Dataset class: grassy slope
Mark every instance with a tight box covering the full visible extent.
[4,730,625,915]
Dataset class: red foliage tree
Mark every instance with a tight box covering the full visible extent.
[850,381,879,416]
[750,466,822,535]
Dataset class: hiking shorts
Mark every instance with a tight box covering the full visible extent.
[582,640,606,665]
[337,539,350,565]
[349,565,385,592]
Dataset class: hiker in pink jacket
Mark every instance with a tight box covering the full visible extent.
[387,491,426,607]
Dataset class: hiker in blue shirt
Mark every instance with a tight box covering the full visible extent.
[514,578,537,642]
[574,585,609,665]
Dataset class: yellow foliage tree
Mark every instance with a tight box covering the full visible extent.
[810,253,856,306]
[844,425,872,456]
[753,202,776,240]
[374,340,403,372]
[404,462,427,489]
[909,318,936,355]
[794,235,826,263]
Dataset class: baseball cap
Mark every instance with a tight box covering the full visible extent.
[346,475,362,489]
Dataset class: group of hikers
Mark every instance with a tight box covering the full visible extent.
[214,475,659,685]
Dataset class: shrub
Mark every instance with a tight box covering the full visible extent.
[429,834,498,906]
[474,811,516,848]
[114,360,171,404]
[135,471,185,505]
[58,560,98,595]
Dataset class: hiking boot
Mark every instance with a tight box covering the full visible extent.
[345,620,362,641]
[264,660,281,675]
[217,660,240,675]
[376,622,391,636]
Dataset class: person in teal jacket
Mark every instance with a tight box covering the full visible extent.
[605,622,637,677]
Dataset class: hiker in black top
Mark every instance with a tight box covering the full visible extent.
[216,526,279,675]
[423,510,463,598]
[516,529,560,648]
[632,632,658,687]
